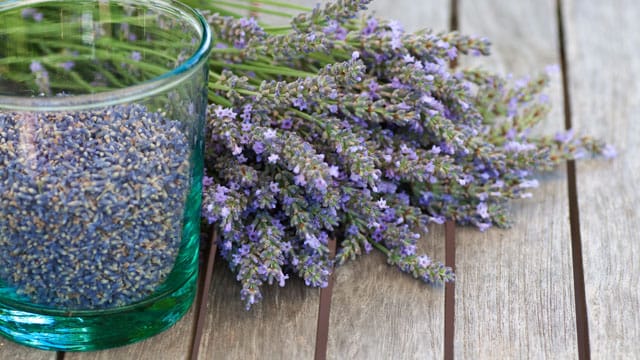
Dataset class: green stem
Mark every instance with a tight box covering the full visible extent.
[94,66,128,88]
[209,93,233,106]
[370,241,390,256]
[208,82,259,97]
[212,1,295,18]
[0,54,89,66]
[292,109,323,127]
[211,47,244,55]
[262,26,294,33]
[210,60,315,77]
[94,39,176,62]
[235,0,311,12]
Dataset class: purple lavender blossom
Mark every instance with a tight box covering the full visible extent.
[263,129,277,139]
[213,185,229,203]
[21,8,36,18]
[367,79,379,99]
[390,77,405,89]
[431,215,446,225]
[29,60,50,94]
[30,61,43,73]
[401,244,416,256]
[507,97,519,117]
[362,18,378,35]
[476,202,490,219]
[238,244,251,256]
[281,118,293,129]
[131,51,142,62]
[323,20,347,40]
[447,47,458,60]
[476,222,491,232]
[203,176,214,187]
[241,104,253,122]
[417,255,432,268]
[304,233,322,249]
[292,96,308,110]
[376,199,388,209]
[213,106,237,119]
[293,174,307,186]
[421,94,445,112]
[59,61,75,71]
[281,241,292,252]
[503,141,536,152]
[363,241,373,253]
[269,182,280,193]
[419,192,433,206]
[554,129,575,143]
[328,165,340,178]
[267,154,280,164]
[314,177,328,192]
[403,54,416,63]
[252,141,265,154]
[387,20,404,50]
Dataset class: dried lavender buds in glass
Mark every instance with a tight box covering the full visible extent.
[200,0,613,309]
[0,105,191,309]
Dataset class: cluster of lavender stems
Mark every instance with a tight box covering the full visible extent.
[193,0,615,309]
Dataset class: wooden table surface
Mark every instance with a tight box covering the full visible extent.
[2,0,638,359]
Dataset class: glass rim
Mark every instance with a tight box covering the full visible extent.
[0,0,212,112]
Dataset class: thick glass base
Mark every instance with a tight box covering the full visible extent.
[0,271,197,351]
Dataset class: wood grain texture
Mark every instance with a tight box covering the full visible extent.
[197,260,320,359]
[563,0,640,357]
[366,0,448,32]
[325,2,449,359]
[456,0,579,358]
[65,300,198,360]
[0,342,56,360]
[327,226,446,360]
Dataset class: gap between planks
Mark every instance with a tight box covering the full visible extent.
[556,0,591,358]
[189,230,219,360]
[313,238,337,360]
[444,221,456,360]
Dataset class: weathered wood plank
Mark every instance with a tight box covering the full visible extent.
[0,342,56,360]
[563,0,640,357]
[456,0,579,358]
[66,300,197,360]
[327,227,446,360]
[326,2,449,359]
[366,0,448,32]
[197,260,320,359]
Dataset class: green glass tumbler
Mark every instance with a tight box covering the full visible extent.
[0,0,211,351]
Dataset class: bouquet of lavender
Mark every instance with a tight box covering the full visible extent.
[195,0,613,309]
